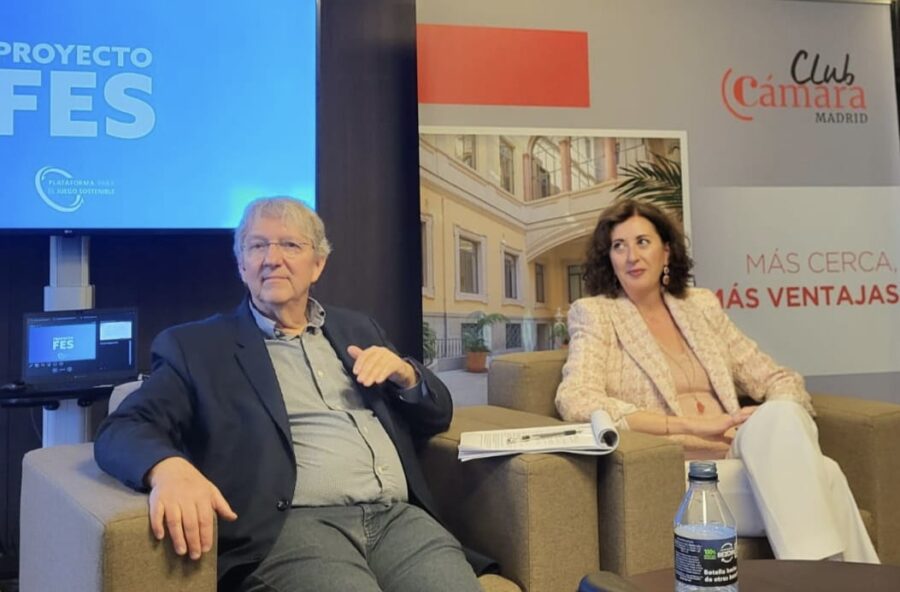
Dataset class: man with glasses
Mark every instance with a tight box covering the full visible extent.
[95,197,484,592]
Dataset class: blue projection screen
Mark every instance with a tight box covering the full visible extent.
[0,2,316,231]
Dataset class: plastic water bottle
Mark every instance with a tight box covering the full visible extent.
[674,461,738,592]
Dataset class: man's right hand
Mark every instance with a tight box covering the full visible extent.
[146,456,238,560]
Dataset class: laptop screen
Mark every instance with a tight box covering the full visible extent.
[22,308,138,388]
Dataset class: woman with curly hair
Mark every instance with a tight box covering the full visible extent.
[556,199,877,563]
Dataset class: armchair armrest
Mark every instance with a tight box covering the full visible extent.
[597,430,684,575]
[812,393,900,565]
[487,351,567,417]
[420,405,599,592]
[20,444,216,592]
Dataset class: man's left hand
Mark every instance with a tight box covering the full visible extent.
[347,345,418,389]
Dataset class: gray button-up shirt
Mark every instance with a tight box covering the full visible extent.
[250,299,408,506]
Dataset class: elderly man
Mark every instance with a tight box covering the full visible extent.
[94,197,484,592]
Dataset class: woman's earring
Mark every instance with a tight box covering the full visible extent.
[662,265,671,287]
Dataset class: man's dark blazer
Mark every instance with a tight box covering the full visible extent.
[94,298,464,584]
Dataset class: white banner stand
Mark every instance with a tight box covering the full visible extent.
[41,235,95,447]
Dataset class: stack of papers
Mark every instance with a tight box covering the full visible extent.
[458,409,619,462]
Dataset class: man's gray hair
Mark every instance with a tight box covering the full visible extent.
[233,197,333,263]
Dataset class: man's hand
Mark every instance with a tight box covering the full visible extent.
[146,456,237,560]
[347,345,418,389]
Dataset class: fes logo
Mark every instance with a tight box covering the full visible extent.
[721,50,867,124]
[51,336,75,350]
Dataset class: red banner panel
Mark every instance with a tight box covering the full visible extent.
[417,24,590,107]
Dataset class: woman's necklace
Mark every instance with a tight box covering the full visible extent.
[661,340,706,414]
[642,305,707,414]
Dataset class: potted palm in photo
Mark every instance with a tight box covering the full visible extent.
[462,312,507,373]
[612,152,683,216]
[422,321,437,367]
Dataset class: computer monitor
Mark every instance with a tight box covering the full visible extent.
[22,308,138,390]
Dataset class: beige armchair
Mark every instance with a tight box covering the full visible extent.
[480,349,900,577]
[18,387,524,592]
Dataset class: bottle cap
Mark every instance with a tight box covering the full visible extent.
[687,460,719,481]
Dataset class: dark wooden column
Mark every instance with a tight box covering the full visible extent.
[316,0,422,358]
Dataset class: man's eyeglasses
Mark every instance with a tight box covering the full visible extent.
[242,240,313,260]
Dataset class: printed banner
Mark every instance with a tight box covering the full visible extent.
[416,0,900,394]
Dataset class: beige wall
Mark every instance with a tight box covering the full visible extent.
[421,182,529,318]
[422,178,590,351]
[421,134,531,203]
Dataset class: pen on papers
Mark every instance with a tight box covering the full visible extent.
[508,429,578,444]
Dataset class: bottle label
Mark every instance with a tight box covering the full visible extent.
[674,534,738,587]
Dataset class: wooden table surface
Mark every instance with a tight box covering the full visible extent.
[627,559,900,592]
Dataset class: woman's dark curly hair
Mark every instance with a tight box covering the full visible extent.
[584,199,693,298]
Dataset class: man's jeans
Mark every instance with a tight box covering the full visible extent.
[240,502,482,592]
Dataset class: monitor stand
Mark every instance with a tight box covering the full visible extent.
[42,235,96,447]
